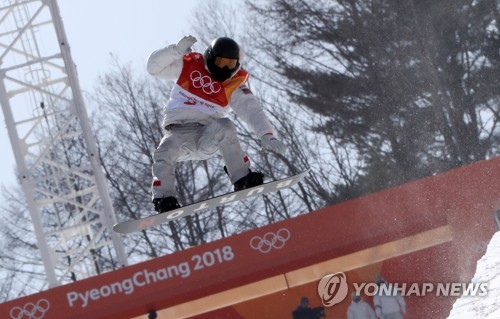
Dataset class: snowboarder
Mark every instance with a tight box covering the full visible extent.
[146,35,287,214]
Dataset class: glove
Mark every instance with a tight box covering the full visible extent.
[175,35,197,55]
[261,134,287,154]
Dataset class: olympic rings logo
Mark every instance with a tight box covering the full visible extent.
[10,299,50,319]
[250,228,291,253]
[190,70,222,94]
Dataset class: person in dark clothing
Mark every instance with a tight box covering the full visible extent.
[292,297,325,319]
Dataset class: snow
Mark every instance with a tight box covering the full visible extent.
[447,231,500,319]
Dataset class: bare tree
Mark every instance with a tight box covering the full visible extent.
[0,187,47,302]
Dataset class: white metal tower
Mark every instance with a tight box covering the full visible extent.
[0,0,127,287]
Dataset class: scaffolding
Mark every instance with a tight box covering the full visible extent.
[0,0,127,287]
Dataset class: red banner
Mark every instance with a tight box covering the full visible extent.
[2,157,499,319]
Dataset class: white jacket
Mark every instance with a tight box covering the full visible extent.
[146,44,274,138]
[373,284,406,318]
[347,300,377,319]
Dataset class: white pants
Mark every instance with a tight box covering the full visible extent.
[382,313,404,319]
[151,118,250,199]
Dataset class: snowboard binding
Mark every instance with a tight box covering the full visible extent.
[233,171,264,191]
[153,196,181,214]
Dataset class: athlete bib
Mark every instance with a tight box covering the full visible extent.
[166,53,249,116]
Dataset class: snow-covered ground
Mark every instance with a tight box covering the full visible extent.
[447,231,500,319]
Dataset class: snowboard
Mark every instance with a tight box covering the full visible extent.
[113,169,309,234]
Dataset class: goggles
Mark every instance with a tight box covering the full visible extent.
[214,56,238,69]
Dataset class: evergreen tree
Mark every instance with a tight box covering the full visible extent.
[247,0,500,194]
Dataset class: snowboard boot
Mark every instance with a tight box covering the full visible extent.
[153,196,181,214]
[233,171,264,191]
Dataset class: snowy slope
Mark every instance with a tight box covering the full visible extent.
[447,231,500,319]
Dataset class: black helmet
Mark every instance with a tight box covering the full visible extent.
[204,37,241,82]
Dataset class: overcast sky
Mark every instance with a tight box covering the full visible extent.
[0,0,207,187]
